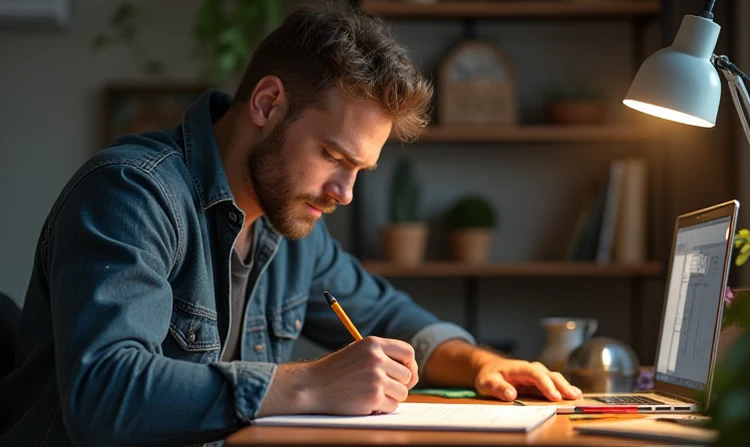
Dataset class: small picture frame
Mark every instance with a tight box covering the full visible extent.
[102,83,209,148]
[437,40,517,126]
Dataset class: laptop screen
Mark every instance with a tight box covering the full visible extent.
[654,215,732,391]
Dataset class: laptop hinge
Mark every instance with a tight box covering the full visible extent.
[657,390,697,404]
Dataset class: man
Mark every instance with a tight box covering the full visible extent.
[0,6,581,447]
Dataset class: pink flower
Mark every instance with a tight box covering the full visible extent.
[725,287,735,307]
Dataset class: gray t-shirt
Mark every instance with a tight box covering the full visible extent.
[221,247,253,362]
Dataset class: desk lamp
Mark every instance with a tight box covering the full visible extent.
[623,0,750,146]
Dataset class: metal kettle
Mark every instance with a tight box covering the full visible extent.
[562,336,640,393]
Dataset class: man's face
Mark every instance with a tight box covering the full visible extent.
[248,88,391,239]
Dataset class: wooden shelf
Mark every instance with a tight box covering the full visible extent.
[360,0,661,20]
[389,125,659,143]
[363,261,663,278]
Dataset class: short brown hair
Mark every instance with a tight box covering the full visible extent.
[233,5,433,142]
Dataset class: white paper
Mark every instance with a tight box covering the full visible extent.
[252,402,556,432]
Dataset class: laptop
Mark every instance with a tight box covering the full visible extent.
[553,200,740,414]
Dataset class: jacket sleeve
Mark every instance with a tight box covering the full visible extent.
[303,220,475,374]
[46,164,273,447]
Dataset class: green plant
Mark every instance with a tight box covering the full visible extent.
[91,3,166,76]
[723,228,750,331]
[704,228,750,445]
[706,329,750,447]
[91,1,282,85]
[192,0,282,84]
[389,158,422,224]
[446,195,496,230]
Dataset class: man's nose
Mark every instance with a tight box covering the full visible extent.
[325,177,355,206]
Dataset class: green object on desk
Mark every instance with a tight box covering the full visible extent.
[410,388,477,398]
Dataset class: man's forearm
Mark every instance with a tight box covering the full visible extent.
[422,339,499,388]
[257,363,314,417]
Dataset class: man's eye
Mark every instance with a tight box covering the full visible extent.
[323,150,339,163]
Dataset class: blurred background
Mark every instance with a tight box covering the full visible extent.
[1,0,748,368]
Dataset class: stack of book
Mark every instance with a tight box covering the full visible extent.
[566,158,648,264]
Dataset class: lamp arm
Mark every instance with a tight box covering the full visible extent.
[713,55,750,148]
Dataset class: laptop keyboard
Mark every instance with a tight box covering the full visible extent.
[592,396,666,405]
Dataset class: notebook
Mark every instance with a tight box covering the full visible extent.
[524,200,740,414]
[574,417,718,444]
[252,402,556,432]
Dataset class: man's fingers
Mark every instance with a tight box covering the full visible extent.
[383,357,413,385]
[524,362,562,401]
[377,337,416,364]
[404,358,419,390]
[476,372,518,401]
[549,371,582,400]
[382,375,409,403]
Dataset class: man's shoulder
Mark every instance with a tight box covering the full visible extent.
[50,128,191,220]
[89,128,185,175]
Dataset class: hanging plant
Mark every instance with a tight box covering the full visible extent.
[192,0,282,85]
[91,0,282,85]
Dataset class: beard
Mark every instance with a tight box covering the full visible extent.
[247,118,337,240]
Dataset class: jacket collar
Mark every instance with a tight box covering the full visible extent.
[181,89,283,241]
[182,89,235,210]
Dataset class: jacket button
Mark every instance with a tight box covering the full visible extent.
[187,330,196,343]
[228,212,238,222]
[254,344,264,352]
[294,319,302,331]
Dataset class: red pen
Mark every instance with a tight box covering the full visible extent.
[575,406,641,414]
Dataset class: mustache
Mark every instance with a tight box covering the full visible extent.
[301,195,337,214]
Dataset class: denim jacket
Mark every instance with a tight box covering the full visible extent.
[0,90,474,447]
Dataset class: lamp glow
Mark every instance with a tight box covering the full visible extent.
[622,99,716,128]
[623,4,750,147]
[623,14,722,127]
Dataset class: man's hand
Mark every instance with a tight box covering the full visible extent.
[474,357,582,402]
[258,336,418,417]
[423,339,582,402]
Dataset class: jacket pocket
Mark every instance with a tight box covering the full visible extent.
[168,298,221,363]
[269,295,307,362]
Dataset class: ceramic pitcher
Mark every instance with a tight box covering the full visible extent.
[538,317,598,371]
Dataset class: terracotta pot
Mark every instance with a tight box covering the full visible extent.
[451,228,493,264]
[381,223,428,265]
[546,99,605,125]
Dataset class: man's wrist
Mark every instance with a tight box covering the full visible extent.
[257,362,315,417]
[423,339,505,388]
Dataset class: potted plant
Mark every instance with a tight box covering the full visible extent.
[704,228,750,445]
[446,195,497,264]
[381,158,428,265]
[91,1,282,86]
[544,82,605,125]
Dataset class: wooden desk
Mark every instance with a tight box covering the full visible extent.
[225,395,658,446]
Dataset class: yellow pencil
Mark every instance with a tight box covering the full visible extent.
[323,290,363,341]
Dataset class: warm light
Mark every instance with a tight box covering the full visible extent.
[565,321,576,330]
[601,347,612,367]
[623,99,716,128]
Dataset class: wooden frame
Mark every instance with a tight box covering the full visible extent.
[101,83,209,148]
[437,40,518,126]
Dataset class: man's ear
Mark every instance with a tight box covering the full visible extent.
[248,76,288,128]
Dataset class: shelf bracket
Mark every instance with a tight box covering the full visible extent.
[462,18,477,40]
[464,276,480,337]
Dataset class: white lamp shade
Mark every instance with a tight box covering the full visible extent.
[624,15,722,128]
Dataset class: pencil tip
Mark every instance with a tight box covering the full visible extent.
[322,290,336,305]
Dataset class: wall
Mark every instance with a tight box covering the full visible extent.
[0,0,201,306]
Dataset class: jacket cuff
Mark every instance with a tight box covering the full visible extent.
[410,322,476,376]
[212,361,277,424]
